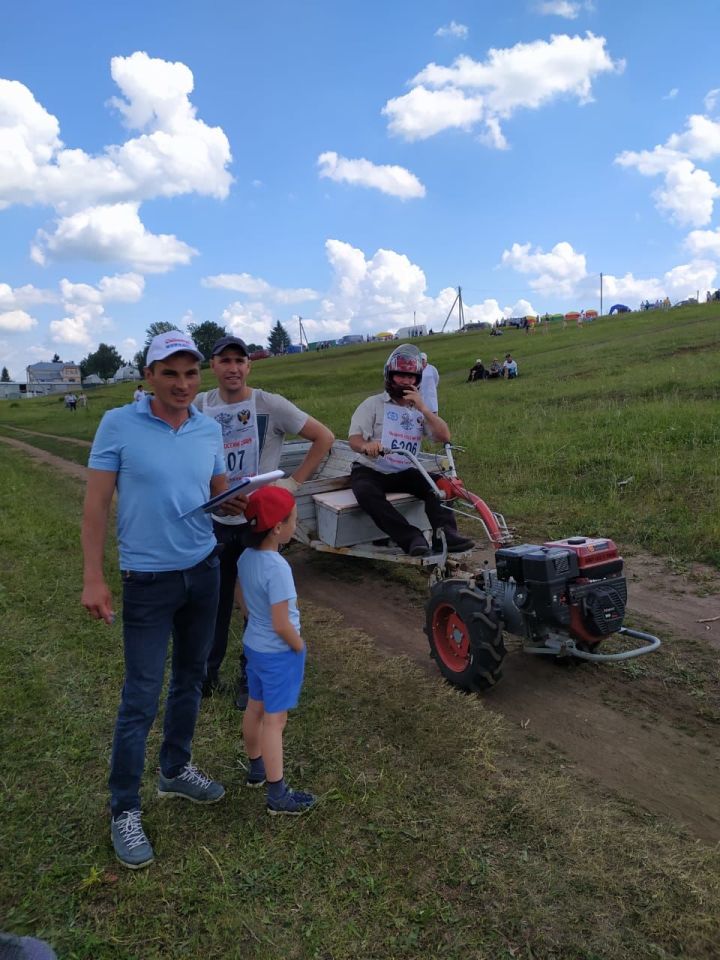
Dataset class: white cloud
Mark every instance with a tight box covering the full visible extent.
[203,272,319,304]
[616,114,720,227]
[663,88,679,100]
[537,1,581,18]
[501,236,716,304]
[435,21,469,39]
[32,202,197,272]
[0,309,38,332]
[501,240,588,296]
[0,52,231,269]
[383,86,484,141]
[384,33,621,146]
[0,282,55,309]
[49,315,94,346]
[317,151,426,199]
[685,227,720,258]
[704,88,720,113]
[653,160,720,226]
[59,272,145,305]
[212,239,538,345]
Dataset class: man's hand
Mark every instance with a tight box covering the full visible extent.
[217,492,249,516]
[275,476,300,494]
[362,440,384,458]
[82,579,114,625]
[402,385,428,414]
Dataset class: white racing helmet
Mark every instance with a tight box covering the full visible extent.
[384,344,423,398]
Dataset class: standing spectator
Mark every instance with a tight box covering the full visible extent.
[81,330,246,870]
[195,336,333,704]
[66,392,77,411]
[133,384,145,402]
[77,391,87,408]
[419,352,439,414]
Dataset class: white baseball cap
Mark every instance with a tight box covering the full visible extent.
[146,330,204,365]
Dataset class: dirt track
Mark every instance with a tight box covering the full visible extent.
[291,543,720,845]
[4,433,719,844]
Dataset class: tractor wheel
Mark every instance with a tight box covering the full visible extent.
[425,580,506,692]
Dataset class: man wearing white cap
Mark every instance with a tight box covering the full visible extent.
[419,352,439,414]
[81,330,245,870]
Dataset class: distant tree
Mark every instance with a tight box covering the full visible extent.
[136,321,178,369]
[268,320,291,355]
[246,343,262,354]
[80,343,125,381]
[51,353,61,363]
[187,320,227,360]
[1,366,10,382]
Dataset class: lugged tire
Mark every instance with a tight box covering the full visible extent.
[425,579,506,692]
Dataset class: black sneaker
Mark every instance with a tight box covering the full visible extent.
[442,530,475,553]
[201,671,219,698]
[407,536,430,557]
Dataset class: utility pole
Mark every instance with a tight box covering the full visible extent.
[297,316,309,350]
[600,272,603,316]
[440,286,466,333]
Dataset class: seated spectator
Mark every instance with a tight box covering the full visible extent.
[466,359,487,382]
[488,358,503,379]
[503,354,518,379]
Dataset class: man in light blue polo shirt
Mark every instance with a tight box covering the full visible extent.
[81,330,245,870]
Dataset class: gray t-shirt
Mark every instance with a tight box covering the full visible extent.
[195,387,308,474]
[349,392,435,473]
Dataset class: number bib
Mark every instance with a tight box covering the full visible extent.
[208,395,260,484]
[379,403,424,472]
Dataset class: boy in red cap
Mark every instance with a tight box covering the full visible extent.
[236,485,316,815]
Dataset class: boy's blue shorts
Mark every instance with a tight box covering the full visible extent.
[244,645,306,713]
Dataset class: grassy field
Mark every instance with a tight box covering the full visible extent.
[2,304,719,563]
[1,446,719,959]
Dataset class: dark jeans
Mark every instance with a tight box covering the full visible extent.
[350,465,457,552]
[205,521,247,683]
[109,553,220,817]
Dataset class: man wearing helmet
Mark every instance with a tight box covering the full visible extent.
[348,344,474,558]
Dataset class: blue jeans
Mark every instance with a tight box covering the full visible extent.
[109,553,220,817]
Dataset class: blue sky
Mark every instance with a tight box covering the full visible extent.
[2,0,720,378]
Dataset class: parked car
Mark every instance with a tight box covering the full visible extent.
[249,348,271,360]
[460,322,492,332]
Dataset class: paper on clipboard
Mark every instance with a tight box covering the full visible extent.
[179,470,285,520]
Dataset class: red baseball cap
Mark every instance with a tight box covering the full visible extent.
[246,486,295,532]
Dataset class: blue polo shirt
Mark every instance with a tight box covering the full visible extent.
[89,396,226,571]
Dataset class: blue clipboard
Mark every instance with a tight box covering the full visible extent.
[179,470,285,520]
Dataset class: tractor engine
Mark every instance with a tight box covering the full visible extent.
[492,537,627,648]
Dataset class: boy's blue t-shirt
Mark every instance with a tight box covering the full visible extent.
[237,549,301,654]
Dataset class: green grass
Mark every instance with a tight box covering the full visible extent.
[0,424,90,466]
[3,304,719,563]
[2,438,720,958]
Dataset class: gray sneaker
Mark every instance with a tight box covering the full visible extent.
[111,809,154,870]
[157,763,225,804]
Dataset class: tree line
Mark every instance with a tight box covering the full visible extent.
[13,320,293,384]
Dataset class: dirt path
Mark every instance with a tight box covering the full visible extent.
[291,544,720,845]
[0,425,92,446]
[5,436,719,843]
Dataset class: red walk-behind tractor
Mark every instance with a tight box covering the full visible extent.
[424,451,661,691]
[283,439,661,693]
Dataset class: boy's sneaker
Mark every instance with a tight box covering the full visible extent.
[267,788,317,816]
[111,809,154,870]
[157,763,225,804]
